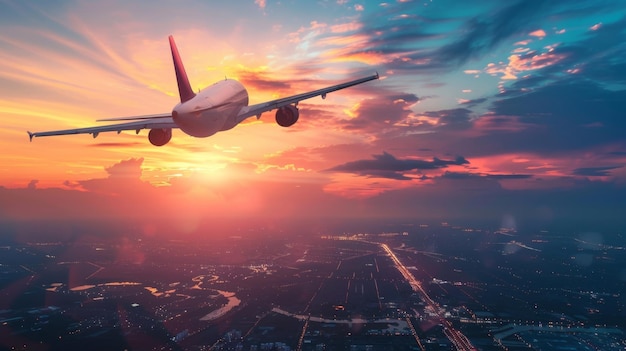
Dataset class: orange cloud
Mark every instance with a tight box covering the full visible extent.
[330,21,363,33]
[473,115,534,133]
[324,50,390,65]
[323,173,419,199]
[529,29,546,38]
[486,52,566,80]
[255,0,266,10]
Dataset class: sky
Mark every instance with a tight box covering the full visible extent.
[1,0,626,232]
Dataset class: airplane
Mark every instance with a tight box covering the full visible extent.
[28,35,378,146]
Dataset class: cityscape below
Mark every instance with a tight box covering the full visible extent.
[1,219,625,350]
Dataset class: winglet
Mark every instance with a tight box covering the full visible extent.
[169,35,196,103]
[27,131,35,142]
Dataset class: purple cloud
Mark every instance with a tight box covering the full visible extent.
[326,152,469,179]
[572,166,622,177]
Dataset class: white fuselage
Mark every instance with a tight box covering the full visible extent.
[172,79,249,138]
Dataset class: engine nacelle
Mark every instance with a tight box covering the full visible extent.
[148,128,172,146]
[275,105,299,127]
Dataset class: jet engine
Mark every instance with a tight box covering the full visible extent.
[148,128,172,146]
[275,105,299,127]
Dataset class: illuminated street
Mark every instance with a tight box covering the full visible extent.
[381,243,477,351]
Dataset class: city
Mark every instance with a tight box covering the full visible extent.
[1,220,624,350]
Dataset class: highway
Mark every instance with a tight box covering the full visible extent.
[380,244,477,351]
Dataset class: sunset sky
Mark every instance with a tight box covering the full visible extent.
[1,0,625,230]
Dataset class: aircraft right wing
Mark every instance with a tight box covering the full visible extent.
[235,73,379,123]
[28,114,175,141]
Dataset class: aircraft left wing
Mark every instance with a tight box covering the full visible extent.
[236,73,379,123]
[28,114,175,141]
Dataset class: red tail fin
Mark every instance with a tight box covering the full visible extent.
[169,35,196,103]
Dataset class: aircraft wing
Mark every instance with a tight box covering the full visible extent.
[28,114,175,141]
[27,74,378,141]
[236,73,379,123]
